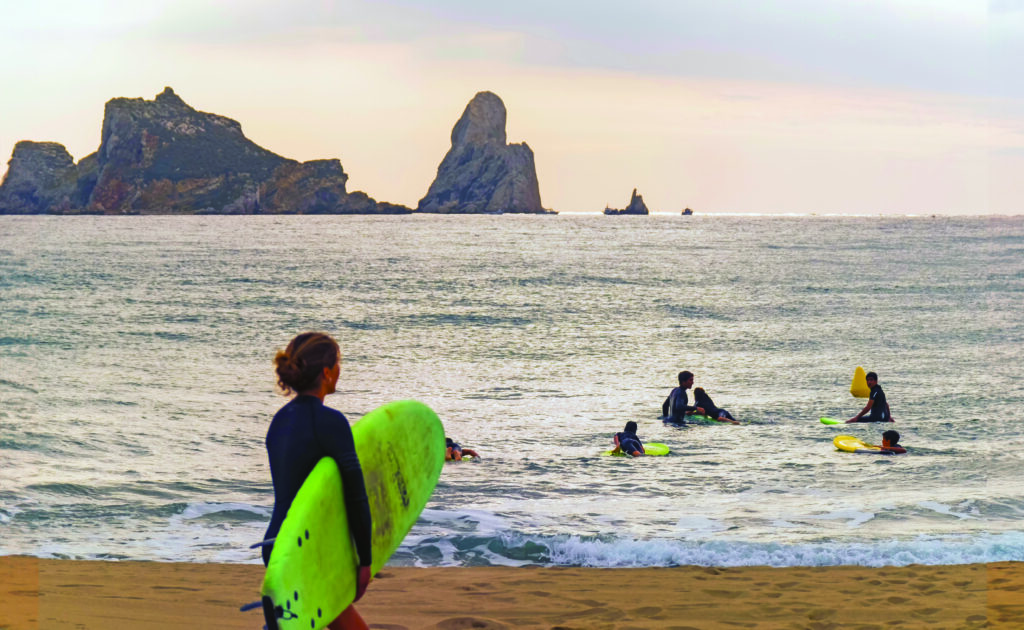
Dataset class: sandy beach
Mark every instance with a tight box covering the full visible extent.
[2,556,1022,629]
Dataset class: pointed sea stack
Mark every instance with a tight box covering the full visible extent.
[603,188,649,215]
[418,92,549,214]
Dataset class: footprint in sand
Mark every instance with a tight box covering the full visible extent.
[431,617,509,630]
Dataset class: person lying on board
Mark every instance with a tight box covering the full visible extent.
[692,388,741,424]
[611,421,646,457]
[661,371,705,422]
[445,437,480,461]
[868,430,906,454]
[846,371,894,423]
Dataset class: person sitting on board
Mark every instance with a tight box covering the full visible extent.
[265,332,373,630]
[845,371,893,423]
[612,421,646,456]
[662,371,705,423]
[445,437,480,461]
[692,388,741,424]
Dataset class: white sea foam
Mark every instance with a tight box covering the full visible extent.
[918,501,978,520]
[177,501,270,521]
[399,531,1024,569]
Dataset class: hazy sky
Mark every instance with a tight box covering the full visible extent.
[2,0,1022,214]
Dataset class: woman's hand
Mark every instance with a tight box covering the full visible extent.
[354,565,372,602]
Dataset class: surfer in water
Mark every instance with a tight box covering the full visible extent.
[845,371,893,423]
[445,437,480,461]
[877,429,906,454]
[612,421,645,456]
[662,371,705,423]
[692,388,741,424]
[265,332,373,630]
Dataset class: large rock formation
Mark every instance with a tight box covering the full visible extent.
[417,92,549,214]
[0,87,410,214]
[603,188,650,215]
[0,142,83,213]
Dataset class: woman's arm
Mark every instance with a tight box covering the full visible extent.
[316,412,372,570]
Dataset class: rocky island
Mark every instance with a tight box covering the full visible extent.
[603,188,649,215]
[418,91,550,214]
[0,88,410,215]
[0,88,558,215]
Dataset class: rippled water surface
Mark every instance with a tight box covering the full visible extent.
[1,214,1022,566]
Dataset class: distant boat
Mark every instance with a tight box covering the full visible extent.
[682,208,693,215]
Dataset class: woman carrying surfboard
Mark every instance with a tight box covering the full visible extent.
[265,332,373,630]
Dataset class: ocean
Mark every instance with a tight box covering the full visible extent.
[1,213,1022,568]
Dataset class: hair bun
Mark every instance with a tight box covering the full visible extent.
[274,332,341,395]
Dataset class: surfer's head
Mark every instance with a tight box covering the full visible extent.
[624,421,638,434]
[274,332,341,396]
[693,387,710,404]
[678,371,694,387]
[882,430,900,447]
[866,371,878,383]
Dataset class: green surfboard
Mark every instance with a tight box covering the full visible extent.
[603,442,670,456]
[260,400,445,630]
[664,414,731,425]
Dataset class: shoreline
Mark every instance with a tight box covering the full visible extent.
[3,557,1023,629]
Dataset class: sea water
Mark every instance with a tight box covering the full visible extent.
[1,213,1022,568]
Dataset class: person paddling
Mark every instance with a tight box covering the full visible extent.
[612,421,646,457]
[692,388,741,424]
[445,437,480,461]
[876,430,906,454]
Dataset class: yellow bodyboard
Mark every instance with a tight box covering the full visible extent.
[850,366,870,398]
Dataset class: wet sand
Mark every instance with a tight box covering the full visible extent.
[2,556,1022,629]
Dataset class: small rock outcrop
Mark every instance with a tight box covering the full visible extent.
[0,141,82,213]
[603,188,649,215]
[417,91,548,214]
[0,87,411,214]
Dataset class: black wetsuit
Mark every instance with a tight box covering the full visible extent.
[864,384,889,422]
[263,395,372,568]
[616,430,644,454]
[693,391,734,421]
[662,387,698,423]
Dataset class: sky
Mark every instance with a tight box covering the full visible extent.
[1,0,1022,214]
